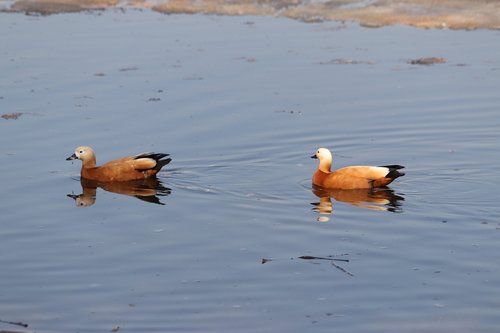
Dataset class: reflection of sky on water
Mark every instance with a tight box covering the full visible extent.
[0,9,499,333]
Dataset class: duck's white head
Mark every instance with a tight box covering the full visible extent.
[66,146,96,163]
[311,147,332,172]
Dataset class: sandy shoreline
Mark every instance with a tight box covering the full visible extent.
[2,0,500,30]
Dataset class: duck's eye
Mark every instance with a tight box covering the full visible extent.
[79,150,84,154]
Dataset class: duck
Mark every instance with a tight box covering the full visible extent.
[311,147,404,189]
[67,146,171,182]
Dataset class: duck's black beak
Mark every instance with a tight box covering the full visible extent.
[311,154,318,159]
[66,153,77,161]
[67,193,79,200]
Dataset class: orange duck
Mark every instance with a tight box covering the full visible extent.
[67,146,171,182]
[311,147,404,189]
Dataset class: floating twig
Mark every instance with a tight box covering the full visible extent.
[0,318,28,328]
[329,260,354,276]
[298,255,349,262]
[298,255,353,276]
[261,254,353,276]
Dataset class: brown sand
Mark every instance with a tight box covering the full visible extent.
[3,0,500,30]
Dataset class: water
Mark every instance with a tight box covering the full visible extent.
[1,10,500,333]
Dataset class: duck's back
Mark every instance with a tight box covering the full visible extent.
[313,165,404,189]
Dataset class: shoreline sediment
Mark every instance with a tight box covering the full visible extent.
[2,0,500,30]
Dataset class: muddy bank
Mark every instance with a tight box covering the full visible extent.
[2,0,500,29]
[5,0,119,15]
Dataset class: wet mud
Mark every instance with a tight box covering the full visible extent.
[408,57,446,65]
[2,0,500,30]
[6,0,118,15]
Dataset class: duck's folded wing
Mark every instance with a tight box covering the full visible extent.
[133,157,157,170]
[134,152,171,169]
[339,166,390,179]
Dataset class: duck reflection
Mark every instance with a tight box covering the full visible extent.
[311,185,404,221]
[67,177,171,207]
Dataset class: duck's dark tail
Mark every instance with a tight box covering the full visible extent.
[380,165,405,180]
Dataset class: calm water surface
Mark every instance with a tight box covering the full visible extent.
[1,10,500,333]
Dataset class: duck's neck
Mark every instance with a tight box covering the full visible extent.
[82,157,96,169]
[319,158,332,173]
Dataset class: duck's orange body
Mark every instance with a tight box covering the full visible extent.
[67,146,171,182]
[312,148,404,190]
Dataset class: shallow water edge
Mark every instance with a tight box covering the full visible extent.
[2,0,500,30]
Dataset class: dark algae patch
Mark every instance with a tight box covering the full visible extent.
[408,57,446,65]
[1,112,24,120]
